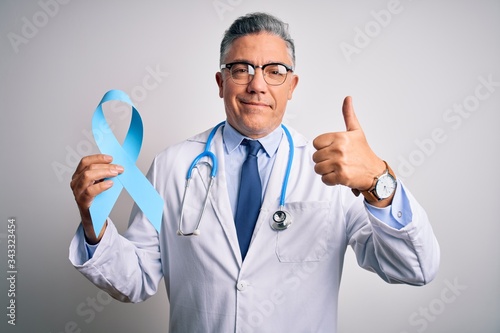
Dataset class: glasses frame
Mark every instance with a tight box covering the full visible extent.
[220,61,294,86]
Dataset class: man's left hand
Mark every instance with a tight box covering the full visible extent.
[312,96,388,202]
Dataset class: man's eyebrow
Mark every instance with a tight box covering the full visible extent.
[228,58,250,63]
[224,59,253,64]
[225,59,289,65]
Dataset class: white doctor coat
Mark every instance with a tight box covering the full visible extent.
[70,125,440,332]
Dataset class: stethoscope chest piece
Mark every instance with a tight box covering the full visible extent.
[271,210,292,231]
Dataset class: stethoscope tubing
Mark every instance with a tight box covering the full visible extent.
[177,121,294,236]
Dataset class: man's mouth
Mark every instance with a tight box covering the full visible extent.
[239,98,270,108]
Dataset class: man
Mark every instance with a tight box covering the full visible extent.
[70,12,439,332]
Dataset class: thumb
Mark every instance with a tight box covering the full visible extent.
[342,96,362,131]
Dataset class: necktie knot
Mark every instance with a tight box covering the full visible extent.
[243,139,262,157]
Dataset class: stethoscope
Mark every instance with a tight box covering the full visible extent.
[177,121,294,236]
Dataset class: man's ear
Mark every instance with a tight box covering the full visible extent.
[215,72,224,98]
[287,74,299,100]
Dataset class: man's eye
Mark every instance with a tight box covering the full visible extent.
[265,65,285,76]
[233,68,248,74]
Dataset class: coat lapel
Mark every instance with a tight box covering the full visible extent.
[207,129,243,265]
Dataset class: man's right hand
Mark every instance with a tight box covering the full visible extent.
[70,154,124,244]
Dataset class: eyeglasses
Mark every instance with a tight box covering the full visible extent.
[220,62,294,86]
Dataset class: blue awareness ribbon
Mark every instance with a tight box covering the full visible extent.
[89,89,164,235]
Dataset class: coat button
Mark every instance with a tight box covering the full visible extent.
[236,281,248,291]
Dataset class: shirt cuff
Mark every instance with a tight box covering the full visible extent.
[364,179,413,230]
[85,241,100,259]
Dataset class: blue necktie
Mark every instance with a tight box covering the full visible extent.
[235,139,262,260]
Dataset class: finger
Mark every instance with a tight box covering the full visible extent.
[312,134,347,164]
[78,180,114,209]
[342,96,362,132]
[314,160,335,178]
[313,132,346,151]
[71,162,122,186]
[74,154,113,176]
[312,146,325,163]
[71,166,122,199]
[312,145,336,164]
[320,172,340,187]
[312,133,332,150]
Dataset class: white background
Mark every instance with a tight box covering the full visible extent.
[1,0,499,332]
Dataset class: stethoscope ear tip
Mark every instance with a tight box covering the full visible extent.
[193,229,201,236]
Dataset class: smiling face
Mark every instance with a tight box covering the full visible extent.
[216,33,299,139]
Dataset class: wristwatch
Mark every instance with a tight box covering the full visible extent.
[362,161,397,202]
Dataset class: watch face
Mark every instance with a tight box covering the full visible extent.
[375,174,396,199]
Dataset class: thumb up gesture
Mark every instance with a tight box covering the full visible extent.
[312,96,392,206]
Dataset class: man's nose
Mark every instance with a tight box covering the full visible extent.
[247,67,268,94]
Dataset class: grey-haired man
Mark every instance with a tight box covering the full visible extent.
[70,12,439,332]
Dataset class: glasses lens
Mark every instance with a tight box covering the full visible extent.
[263,64,288,85]
[230,63,252,84]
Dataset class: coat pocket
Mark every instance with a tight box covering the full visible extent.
[275,201,333,263]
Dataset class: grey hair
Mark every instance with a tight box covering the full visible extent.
[219,12,296,67]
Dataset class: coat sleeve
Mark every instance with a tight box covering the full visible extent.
[345,183,440,286]
[68,160,164,303]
